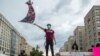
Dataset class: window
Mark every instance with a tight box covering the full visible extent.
[80,39,82,42]
[95,15,100,18]
[0,40,1,45]
[96,20,100,23]
[0,46,1,51]
[94,38,96,43]
[98,38,100,42]
[94,32,96,37]
[87,18,90,23]
[98,32,100,36]
[79,32,82,35]
[95,10,100,13]
[97,27,100,29]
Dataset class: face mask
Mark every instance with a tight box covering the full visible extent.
[47,26,51,28]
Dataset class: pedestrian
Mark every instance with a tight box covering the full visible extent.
[34,23,56,56]
[19,50,27,56]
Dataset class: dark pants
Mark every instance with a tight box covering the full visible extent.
[45,41,54,56]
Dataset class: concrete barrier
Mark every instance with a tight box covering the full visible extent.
[56,52,92,56]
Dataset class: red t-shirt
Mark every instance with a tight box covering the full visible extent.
[44,29,54,42]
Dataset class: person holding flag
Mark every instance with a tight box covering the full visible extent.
[20,0,56,56]
[34,23,56,56]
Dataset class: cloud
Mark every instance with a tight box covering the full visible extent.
[81,0,91,7]
[93,0,100,5]
[53,0,72,12]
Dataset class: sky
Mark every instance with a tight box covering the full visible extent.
[0,0,100,56]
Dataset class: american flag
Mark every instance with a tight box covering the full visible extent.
[20,0,35,23]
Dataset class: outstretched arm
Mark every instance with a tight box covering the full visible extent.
[34,23,45,30]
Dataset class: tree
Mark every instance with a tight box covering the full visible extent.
[30,45,43,56]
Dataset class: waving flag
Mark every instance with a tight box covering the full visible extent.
[20,0,35,23]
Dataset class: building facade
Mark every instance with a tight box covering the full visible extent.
[63,41,68,52]
[67,36,75,52]
[59,5,100,52]
[59,36,75,52]
[59,46,66,52]
[0,13,21,56]
[15,34,21,56]
[84,6,100,51]
[74,26,85,51]
[10,30,17,56]
[25,43,33,56]
[0,13,33,56]
[0,13,12,55]
[20,37,27,52]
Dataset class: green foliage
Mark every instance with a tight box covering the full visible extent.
[30,45,44,56]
